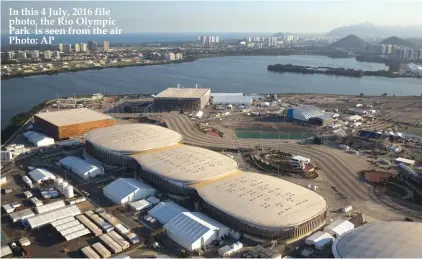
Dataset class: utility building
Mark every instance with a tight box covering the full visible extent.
[153,86,211,112]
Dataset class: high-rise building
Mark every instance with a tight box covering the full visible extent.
[88,40,98,51]
[43,50,52,59]
[408,48,415,60]
[63,44,72,54]
[53,51,60,58]
[17,51,27,60]
[31,50,39,59]
[215,36,219,43]
[418,49,422,60]
[74,43,80,53]
[103,40,109,52]
[197,36,201,42]
[166,52,175,61]
[387,45,393,54]
[58,43,63,52]
[210,36,216,43]
[175,53,183,60]
[7,51,14,60]
[81,43,88,52]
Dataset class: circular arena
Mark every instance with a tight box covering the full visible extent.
[85,123,328,239]
[85,124,183,166]
[332,221,422,258]
[195,171,328,239]
[132,144,239,194]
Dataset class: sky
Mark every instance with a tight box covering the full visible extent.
[2,1,422,34]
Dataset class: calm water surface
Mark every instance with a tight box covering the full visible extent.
[2,55,421,128]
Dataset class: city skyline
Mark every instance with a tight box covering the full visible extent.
[2,1,422,34]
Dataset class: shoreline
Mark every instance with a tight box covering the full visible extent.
[3,93,421,144]
[267,64,421,79]
[1,52,393,81]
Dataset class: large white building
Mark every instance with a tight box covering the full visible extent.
[103,178,155,204]
[164,212,230,252]
[148,201,189,225]
[28,168,56,184]
[59,156,104,180]
[23,131,55,147]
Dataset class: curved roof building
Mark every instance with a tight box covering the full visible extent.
[287,106,324,121]
[85,124,182,154]
[332,221,422,258]
[133,145,239,184]
[195,172,328,238]
[84,123,328,239]
[85,124,182,166]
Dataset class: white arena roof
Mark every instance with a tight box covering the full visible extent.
[155,88,210,99]
[332,221,422,258]
[195,172,327,229]
[132,145,239,184]
[85,124,182,154]
[35,108,113,126]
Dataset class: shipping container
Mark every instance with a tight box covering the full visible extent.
[85,211,114,233]
[76,215,102,236]
[124,232,140,245]
[107,231,130,249]
[92,242,112,258]
[99,234,122,254]
[81,246,100,259]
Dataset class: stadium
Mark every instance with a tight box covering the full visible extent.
[84,124,183,166]
[332,221,422,258]
[85,124,328,239]
[153,87,211,112]
[34,108,116,140]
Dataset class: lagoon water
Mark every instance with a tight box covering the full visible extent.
[2,55,421,128]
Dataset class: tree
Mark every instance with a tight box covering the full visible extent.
[359,93,364,97]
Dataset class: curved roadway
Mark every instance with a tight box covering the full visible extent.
[160,113,371,202]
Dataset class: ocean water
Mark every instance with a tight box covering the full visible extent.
[2,55,421,129]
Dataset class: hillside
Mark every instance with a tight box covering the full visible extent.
[329,34,367,49]
[380,37,415,48]
[327,22,422,38]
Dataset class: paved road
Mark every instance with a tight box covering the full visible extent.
[108,112,422,220]
[157,113,422,220]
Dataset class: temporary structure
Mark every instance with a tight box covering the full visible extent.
[103,178,155,205]
[163,212,229,252]
[305,231,334,250]
[323,219,354,238]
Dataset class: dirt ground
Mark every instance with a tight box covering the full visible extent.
[281,94,422,126]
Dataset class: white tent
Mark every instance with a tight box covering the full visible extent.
[129,199,152,211]
[305,231,334,250]
[23,131,55,147]
[103,178,155,205]
[324,219,354,238]
[148,201,188,224]
[25,205,81,229]
[28,168,56,184]
[163,212,230,252]
[59,156,104,179]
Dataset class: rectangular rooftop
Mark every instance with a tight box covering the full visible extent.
[154,88,210,99]
[35,108,113,127]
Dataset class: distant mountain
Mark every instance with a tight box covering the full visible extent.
[272,32,284,37]
[406,38,422,48]
[380,36,415,48]
[329,34,367,49]
[327,22,422,38]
